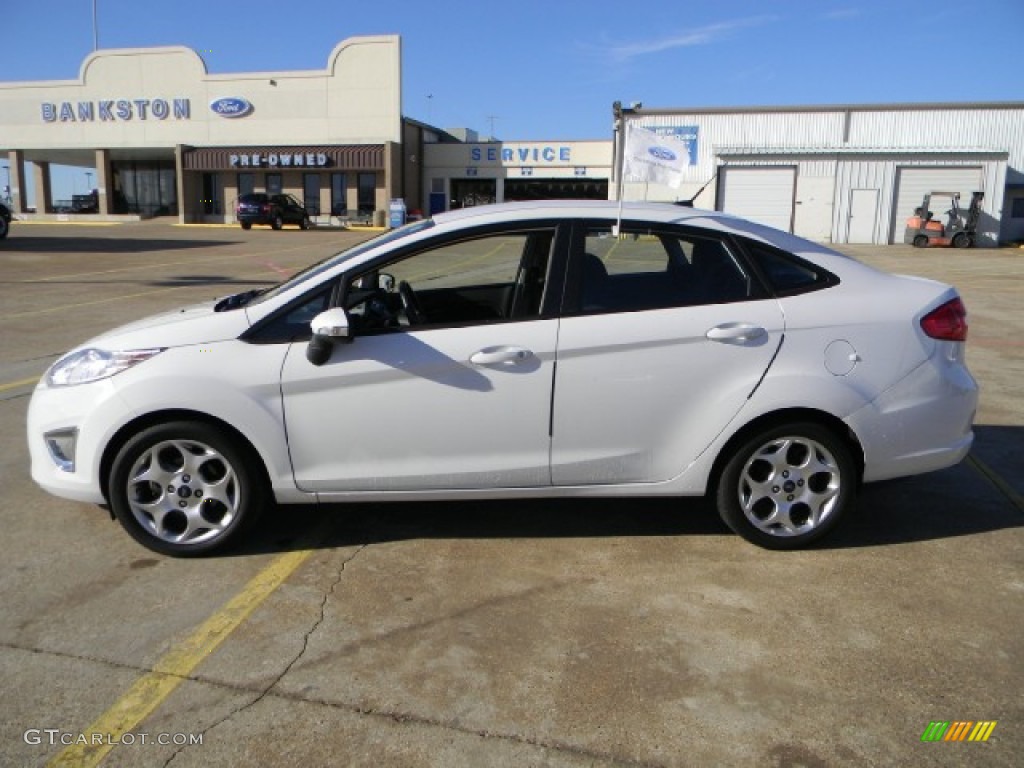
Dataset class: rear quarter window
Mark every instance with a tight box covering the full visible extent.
[744,241,838,296]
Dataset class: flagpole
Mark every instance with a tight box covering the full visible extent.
[612,102,626,237]
[93,0,99,50]
[614,124,626,237]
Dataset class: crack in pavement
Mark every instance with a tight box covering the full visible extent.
[2,627,664,768]
[161,542,368,767]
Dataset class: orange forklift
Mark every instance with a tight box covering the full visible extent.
[904,191,984,248]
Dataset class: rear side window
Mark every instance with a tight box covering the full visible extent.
[745,242,836,295]
[572,226,763,314]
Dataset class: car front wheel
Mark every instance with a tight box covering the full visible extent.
[716,423,855,550]
[108,421,266,556]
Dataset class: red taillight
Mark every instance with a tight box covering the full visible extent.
[921,298,968,341]
[262,203,272,214]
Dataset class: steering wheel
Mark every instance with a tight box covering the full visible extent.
[398,280,425,325]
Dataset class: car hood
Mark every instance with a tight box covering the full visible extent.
[83,299,251,351]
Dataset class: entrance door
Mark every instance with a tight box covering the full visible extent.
[847,189,878,244]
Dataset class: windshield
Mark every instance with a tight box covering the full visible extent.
[247,219,435,305]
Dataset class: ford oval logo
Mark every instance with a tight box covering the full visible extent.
[210,97,253,118]
[648,146,677,162]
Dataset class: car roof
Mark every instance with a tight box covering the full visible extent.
[432,200,726,226]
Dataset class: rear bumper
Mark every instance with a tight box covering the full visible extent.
[847,346,978,482]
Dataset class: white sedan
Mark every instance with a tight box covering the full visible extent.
[27,201,978,555]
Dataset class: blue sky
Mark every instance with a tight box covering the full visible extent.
[3,0,1022,200]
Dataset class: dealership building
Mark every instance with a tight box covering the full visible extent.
[1,35,1022,244]
[0,35,440,224]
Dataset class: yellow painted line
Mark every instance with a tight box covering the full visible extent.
[1,286,191,319]
[0,375,40,392]
[0,265,286,319]
[15,220,121,227]
[49,548,315,767]
[967,454,1024,514]
[16,235,352,286]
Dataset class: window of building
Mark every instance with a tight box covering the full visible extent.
[303,173,321,216]
[331,173,347,216]
[357,172,376,217]
[201,172,219,215]
[266,173,282,195]
[237,172,255,199]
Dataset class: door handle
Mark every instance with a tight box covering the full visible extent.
[469,346,533,366]
[706,323,768,343]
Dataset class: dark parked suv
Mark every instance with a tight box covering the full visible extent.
[0,202,11,239]
[236,193,310,230]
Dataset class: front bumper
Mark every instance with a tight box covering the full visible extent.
[27,378,135,505]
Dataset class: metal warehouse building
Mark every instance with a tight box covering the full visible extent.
[614,102,1024,245]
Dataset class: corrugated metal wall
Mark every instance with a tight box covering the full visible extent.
[634,105,1022,244]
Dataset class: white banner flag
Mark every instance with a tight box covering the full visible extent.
[623,123,690,189]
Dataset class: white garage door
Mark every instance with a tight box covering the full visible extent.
[719,166,795,232]
[892,167,983,243]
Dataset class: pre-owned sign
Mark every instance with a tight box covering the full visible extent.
[230,152,330,168]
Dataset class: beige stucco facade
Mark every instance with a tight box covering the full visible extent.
[0,36,405,222]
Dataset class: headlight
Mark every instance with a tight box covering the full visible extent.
[46,348,165,387]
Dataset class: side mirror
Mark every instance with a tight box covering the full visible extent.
[306,308,351,365]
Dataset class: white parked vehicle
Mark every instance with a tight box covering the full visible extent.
[28,201,978,555]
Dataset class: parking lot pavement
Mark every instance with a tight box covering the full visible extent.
[1,225,1021,767]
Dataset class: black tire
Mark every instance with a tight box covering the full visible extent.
[299,217,309,230]
[0,217,8,239]
[715,422,856,550]
[271,214,283,231]
[912,235,928,248]
[952,232,970,249]
[240,221,252,230]
[108,421,267,557]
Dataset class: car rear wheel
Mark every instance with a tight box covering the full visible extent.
[0,217,8,239]
[240,221,252,230]
[108,421,266,556]
[716,423,855,550]
[271,214,283,230]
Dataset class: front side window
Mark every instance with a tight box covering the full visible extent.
[574,226,759,313]
[345,228,555,334]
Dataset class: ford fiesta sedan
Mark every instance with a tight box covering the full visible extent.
[28,201,978,555]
